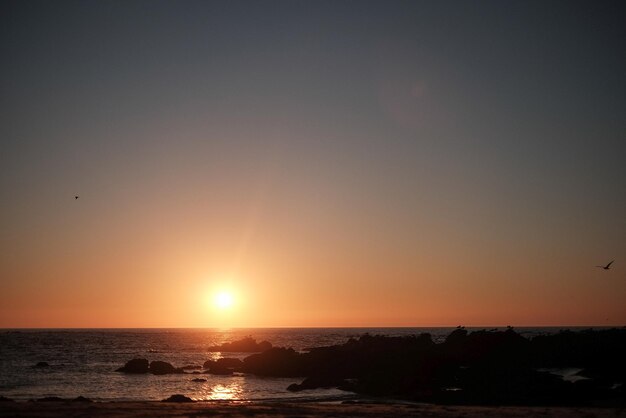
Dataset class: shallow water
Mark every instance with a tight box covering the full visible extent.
[0,327,593,401]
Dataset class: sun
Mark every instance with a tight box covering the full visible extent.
[214,291,234,309]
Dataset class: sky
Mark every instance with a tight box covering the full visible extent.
[1,0,625,328]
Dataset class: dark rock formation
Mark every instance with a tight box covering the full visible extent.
[117,327,626,407]
[242,347,305,377]
[149,361,178,375]
[531,328,626,374]
[117,359,184,375]
[207,336,272,352]
[116,358,149,374]
[161,394,194,403]
[202,357,243,375]
[216,358,243,369]
[32,396,91,403]
[72,396,92,402]
[191,378,207,382]
[33,362,50,368]
[287,376,347,392]
[0,396,14,402]
[236,327,626,406]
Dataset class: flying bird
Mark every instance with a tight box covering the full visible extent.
[596,260,614,270]
[74,195,79,200]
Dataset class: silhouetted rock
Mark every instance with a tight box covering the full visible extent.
[116,358,149,374]
[36,397,65,402]
[202,357,243,375]
[0,396,13,402]
[243,347,305,377]
[107,328,612,406]
[149,361,176,375]
[33,362,50,368]
[234,328,626,406]
[444,327,468,345]
[161,394,194,403]
[257,341,272,351]
[191,378,207,382]
[531,328,626,371]
[72,396,92,402]
[442,327,530,369]
[216,358,243,369]
[287,376,347,392]
[208,336,273,352]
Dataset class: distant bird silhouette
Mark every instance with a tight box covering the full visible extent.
[596,260,614,270]
[74,195,79,200]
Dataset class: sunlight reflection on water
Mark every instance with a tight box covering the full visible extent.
[200,381,244,400]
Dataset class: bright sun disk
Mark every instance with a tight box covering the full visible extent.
[214,291,234,309]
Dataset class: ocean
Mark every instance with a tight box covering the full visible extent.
[0,327,596,402]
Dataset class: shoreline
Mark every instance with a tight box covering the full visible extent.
[0,400,624,418]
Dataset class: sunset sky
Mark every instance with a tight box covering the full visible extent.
[1,0,624,328]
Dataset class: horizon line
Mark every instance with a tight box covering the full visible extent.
[2,325,624,330]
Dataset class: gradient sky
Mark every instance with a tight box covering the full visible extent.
[1,0,625,328]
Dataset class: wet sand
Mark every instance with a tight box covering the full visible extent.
[0,401,623,418]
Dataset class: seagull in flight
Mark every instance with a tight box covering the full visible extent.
[596,260,614,270]
[74,195,79,200]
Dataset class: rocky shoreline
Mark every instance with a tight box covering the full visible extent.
[112,327,626,407]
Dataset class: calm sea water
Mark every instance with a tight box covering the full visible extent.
[0,327,593,401]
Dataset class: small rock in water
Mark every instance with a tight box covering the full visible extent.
[191,378,207,382]
[149,360,176,375]
[203,357,243,375]
[286,383,300,392]
[216,358,243,369]
[33,362,50,368]
[287,376,345,392]
[207,336,273,352]
[116,358,149,374]
[161,394,194,403]
[72,396,93,402]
